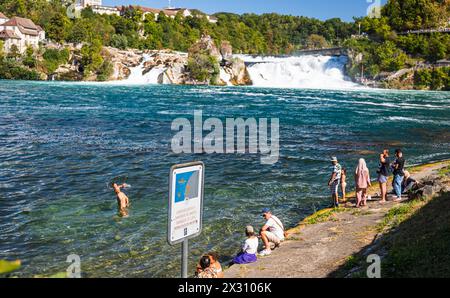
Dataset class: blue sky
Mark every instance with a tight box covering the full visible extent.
[104,0,388,21]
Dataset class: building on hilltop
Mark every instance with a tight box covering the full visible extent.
[121,5,218,23]
[75,0,120,16]
[0,15,46,53]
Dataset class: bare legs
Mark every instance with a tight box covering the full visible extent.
[260,231,270,251]
[356,188,368,208]
[341,184,347,202]
[379,182,387,203]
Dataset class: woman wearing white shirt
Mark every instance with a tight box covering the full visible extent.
[232,226,258,264]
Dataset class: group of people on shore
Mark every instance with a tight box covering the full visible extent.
[195,208,286,278]
[111,148,418,278]
[328,148,417,208]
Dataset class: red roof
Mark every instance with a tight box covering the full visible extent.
[0,29,21,39]
[1,17,39,36]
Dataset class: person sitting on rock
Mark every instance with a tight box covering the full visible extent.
[232,226,258,264]
[195,255,218,278]
[258,208,285,257]
[402,171,418,194]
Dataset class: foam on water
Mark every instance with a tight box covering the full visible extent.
[237,54,361,90]
[122,54,166,85]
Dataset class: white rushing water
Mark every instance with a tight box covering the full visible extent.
[123,54,166,85]
[119,53,361,89]
[236,54,359,89]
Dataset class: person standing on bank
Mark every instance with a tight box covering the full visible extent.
[377,149,390,204]
[328,157,342,208]
[355,158,372,208]
[392,149,406,201]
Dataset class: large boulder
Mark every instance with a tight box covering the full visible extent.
[220,41,233,62]
[103,47,142,80]
[141,50,188,84]
[192,35,222,62]
[221,57,252,86]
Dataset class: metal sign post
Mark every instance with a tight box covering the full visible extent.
[168,161,205,278]
[181,239,188,278]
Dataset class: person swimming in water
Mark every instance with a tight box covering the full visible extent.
[112,183,130,217]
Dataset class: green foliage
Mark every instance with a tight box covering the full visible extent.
[23,46,37,68]
[96,59,114,81]
[0,59,41,80]
[187,48,220,85]
[43,48,70,74]
[0,40,4,59]
[305,34,329,49]
[382,0,445,31]
[0,1,357,55]
[7,44,20,60]
[81,39,104,76]
[373,41,408,72]
[110,34,129,50]
[414,67,450,91]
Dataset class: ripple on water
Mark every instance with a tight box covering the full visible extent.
[0,81,449,277]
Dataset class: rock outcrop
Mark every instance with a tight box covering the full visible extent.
[104,47,142,81]
[141,50,188,84]
[221,57,252,86]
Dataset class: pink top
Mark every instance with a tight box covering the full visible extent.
[355,159,371,189]
[355,169,370,189]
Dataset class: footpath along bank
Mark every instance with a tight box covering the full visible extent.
[225,160,450,278]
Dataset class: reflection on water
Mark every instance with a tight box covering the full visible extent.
[0,81,449,277]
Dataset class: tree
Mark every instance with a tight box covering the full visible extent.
[110,34,128,50]
[0,40,5,59]
[383,0,443,31]
[306,34,329,49]
[23,46,37,68]
[81,39,104,76]
[427,34,447,63]
[187,38,220,84]
[7,44,20,60]
[47,11,71,43]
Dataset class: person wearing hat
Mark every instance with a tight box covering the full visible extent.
[232,225,259,264]
[259,208,285,256]
[328,156,342,207]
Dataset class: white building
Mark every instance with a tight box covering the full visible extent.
[76,0,103,7]
[0,15,46,53]
[75,0,120,16]
[127,6,217,23]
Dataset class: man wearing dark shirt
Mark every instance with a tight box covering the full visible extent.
[377,149,390,203]
[392,149,405,201]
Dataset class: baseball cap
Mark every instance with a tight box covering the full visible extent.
[261,207,271,214]
[330,156,338,162]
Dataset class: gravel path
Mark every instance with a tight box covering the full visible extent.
[224,161,449,278]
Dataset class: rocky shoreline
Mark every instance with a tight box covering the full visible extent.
[225,160,450,278]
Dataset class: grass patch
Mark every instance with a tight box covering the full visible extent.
[438,166,450,177]
[303,207,348,225]
[376,200,423,232]
[331,191,450,278]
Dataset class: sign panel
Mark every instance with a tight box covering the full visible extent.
[168,162,204,245]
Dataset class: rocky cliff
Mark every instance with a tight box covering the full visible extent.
[101,36,252,86]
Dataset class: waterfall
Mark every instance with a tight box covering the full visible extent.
[123,54,166,85]
[236,54,359,89]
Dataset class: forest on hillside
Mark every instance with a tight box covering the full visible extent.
[0,0,449,89]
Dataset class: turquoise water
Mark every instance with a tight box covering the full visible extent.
[0,81,449,277]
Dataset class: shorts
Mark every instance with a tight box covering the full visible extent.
[378,174,388,183]
[265,231,283,244]
[330,179,340,194]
